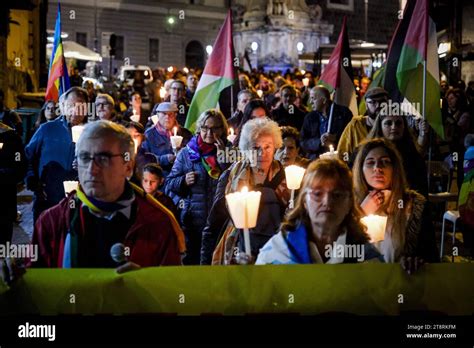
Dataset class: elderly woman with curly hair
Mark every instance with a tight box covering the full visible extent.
[200,117,291,265]
[256,159,381,265]
[353,138,438,273]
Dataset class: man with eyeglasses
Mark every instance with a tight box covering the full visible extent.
[95,93,121,123]
[141,102,192,177]
[167,80,189,127]
[31,120,184,270]
[337,87,389,162]
[25,87,89,221]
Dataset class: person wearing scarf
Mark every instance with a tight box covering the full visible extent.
[140,102,192,177]
[165,109,231,264]
[31,121,185,270]
[200,117,291,265]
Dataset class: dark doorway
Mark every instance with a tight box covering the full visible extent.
[185,40,205,69]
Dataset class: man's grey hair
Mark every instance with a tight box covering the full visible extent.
[96,93,115,107]
[195,109,229,139]
[76,120,134,160]
[239,117,282,152]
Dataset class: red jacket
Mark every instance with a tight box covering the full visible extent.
[32,187,186,268]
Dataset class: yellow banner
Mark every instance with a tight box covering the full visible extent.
[1,263,472,315]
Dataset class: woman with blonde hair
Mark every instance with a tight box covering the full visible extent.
[353,138,438,272]
[256,159,380,264]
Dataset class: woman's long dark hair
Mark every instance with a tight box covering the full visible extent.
[235,99,269,146]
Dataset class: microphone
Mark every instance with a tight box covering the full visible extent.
[110,243,128,265]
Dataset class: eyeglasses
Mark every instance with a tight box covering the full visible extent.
[77,152,126,168]
[200,126,222,133]
[306,189,350,202]
[363,158,392,168]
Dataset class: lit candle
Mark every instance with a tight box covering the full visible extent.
[257,89,263,98]
[0,143,3,150]
[133,138,139,154]
[319,145,338,160]
[225,186,262,256]
[227,127,237,143]
[302,77,309,87]
[159,87,167,99]
[63,181,78,196]
[130,109,139,123]
[183,67,189,74]
[71,125,84,143]
[284,165,306,209]
[361,214,387,243]
[150,115,158,125]
[170,127,183,153]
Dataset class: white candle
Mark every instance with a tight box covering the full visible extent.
[133,138,139,154]
[330,145,335,154]
[319,149,338,160]
[227,127,237,143]
[150,115,158,125]
[302,77,309,87]
[130,109,139,123]
[160,87,167,99]
[361,214,387,243]
[257,89,263,98]
[170,135,183,150]
[71,125,84,143]
[0,143,3,150]
[63,181,78,196]
[225,186,261,229]
[225,186,262,256]
[284,165,306,190]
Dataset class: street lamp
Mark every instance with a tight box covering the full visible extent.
[251,41,258,52]
[297,42,304,53]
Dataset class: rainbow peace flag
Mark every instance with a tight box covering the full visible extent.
[45,2,70,102]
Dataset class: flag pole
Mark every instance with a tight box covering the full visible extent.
[327,90,335,133]
[423,58,432,190]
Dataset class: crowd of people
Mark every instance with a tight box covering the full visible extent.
[1,66,473,280]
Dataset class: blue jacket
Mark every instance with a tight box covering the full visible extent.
[25,116,76,204]
[164,146,221,232]
[25,116,75,178]
[140,126,192,176]
[300,103,353,160]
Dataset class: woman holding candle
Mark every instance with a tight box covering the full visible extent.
[201,117,291,265]
[353,138,438,272]
[256,159,381,265]
[165,109,230,264]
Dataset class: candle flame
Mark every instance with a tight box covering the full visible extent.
[229,127,234,136]
[241,186,248,193]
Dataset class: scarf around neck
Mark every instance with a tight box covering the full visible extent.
[187,134,221,179]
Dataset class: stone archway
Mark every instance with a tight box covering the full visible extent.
[185,40,205,69]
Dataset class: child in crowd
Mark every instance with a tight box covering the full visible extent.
[141,163,179,221]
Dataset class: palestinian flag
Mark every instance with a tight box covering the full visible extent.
[319,16,358,117]
[185,10,235,133]
[386,0,443,138]
[45,2,70,102]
